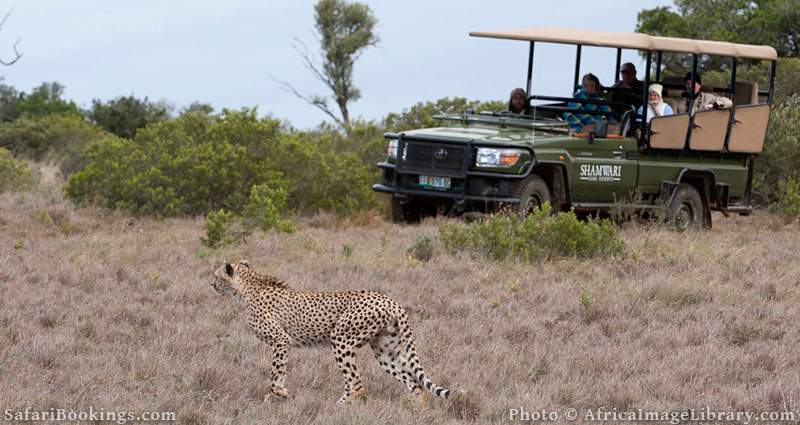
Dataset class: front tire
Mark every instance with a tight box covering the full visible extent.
[513,175,552,215]
[391,197,421,224]
[667,184,703,231]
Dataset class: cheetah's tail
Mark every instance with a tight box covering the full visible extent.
[397,312,452,400]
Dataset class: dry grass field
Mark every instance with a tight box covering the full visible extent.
[1,179,799,424]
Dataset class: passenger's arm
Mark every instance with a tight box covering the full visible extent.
[713,95,733,110]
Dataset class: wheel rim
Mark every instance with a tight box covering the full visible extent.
[674,202,694,231]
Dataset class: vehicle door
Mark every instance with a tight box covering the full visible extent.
[565,137,639,203]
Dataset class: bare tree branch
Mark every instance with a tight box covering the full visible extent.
[291,38,346,101]
[0,8,21,66]
[268,73,345,128]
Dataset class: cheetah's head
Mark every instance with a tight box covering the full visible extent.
[211,260,251,296]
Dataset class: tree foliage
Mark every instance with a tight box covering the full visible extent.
[753,95,800,204]
[0,113,106,172]
[384,97,506,132]
[0,82,80,122]
[278,0,379,129]
[65,109,379,217]
[637,1,799,74]
[88,95,171,139]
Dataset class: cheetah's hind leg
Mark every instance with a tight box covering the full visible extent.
[330,310,390,405]
[369,329,422,399]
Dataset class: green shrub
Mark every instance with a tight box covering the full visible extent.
[439,204,625,262]
[65,109,380,217]
[754,95,800,205]
[242,180,293,233]
[771,177,800,220]
[200,209,233,249]
[0,147,37,193]
[407,234,436,262]
[342,243,354,258]
[88,95,171,139]
[383,97,506,132]
[0,114,107,175]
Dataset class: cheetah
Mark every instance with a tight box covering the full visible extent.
[210,260,455,405]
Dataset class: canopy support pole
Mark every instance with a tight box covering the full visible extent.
[614,48,622,83]
[573,44,582,91]
[655,51,662,81]
[526,41,535,96]
[640,50,652,145]
[689,54,698,112]
[768,60,777,103]
[730,57,737,99]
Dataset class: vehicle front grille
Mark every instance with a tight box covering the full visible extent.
[400,141,466,176]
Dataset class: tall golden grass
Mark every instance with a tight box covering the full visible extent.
[1,179,798,424]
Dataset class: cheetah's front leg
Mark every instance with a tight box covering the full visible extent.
[269,335,293,399]
[248,313,293,400]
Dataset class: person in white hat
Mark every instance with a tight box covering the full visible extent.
[637,83,673,123]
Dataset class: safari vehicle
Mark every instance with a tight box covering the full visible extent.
[372,27,778,229]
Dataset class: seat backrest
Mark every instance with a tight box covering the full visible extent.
[649,113,690,150]
[689,109,730,151]
[733,81,759,106]
[662,97,678,112]
[728,104,770,154]
[661,76,685,99]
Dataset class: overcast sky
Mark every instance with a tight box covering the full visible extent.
[0,0,673,128]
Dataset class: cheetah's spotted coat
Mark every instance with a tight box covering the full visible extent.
[211,261,453,405]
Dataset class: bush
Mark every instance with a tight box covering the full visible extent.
[383,97,505,132]
[200,209,233,249]
[0,147,37,193]
[88,95,171,139]
[65,109,380,217]
[753,95,800,204]
[242,180,293,233]
[407,235,435,262]
[0,114,107,175]
[16,82,81,118]
[771,177,800,220]
[439,205,625,262]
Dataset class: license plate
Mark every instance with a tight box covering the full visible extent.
[419,175,451,189]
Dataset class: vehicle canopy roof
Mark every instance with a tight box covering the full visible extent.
[469,27,777,61]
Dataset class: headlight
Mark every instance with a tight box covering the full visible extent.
[475,148,523,168]
[387,140,398,158]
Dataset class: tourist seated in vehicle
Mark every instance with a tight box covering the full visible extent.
[678,72,732,116]
[562,73,611,131]
[507,87,529,115]
[636,83,673,123]
[612,62,644,91]
[609,62,644,112]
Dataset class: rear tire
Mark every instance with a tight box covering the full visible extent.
[513,175,552,216]
[667,184,703,231]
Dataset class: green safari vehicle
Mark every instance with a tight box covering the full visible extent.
[372,27,778,229]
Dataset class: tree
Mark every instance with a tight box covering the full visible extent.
[181,101,214,116]
[636,0,799,74]
[274,0,379,129]
[16,82,80,118]
[88,95,171,139]
[0,80,21,122]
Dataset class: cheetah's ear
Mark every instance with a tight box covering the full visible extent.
[239,260,250,268]
[224,263,235,278]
